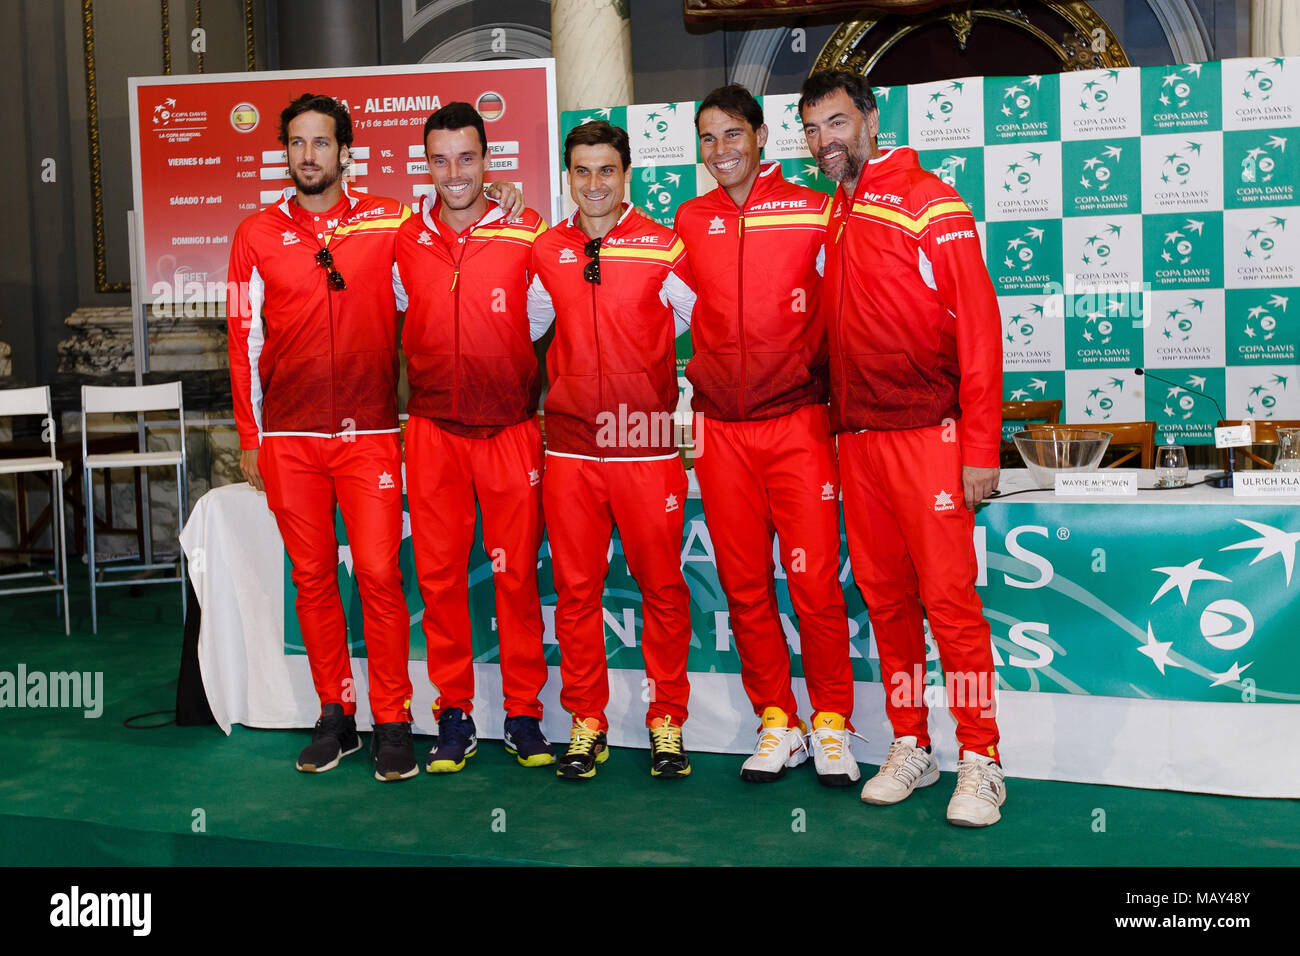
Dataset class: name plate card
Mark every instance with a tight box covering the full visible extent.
[1054,473,1138,497]
[1215,425,1254,448]
[1232,473,1300,497]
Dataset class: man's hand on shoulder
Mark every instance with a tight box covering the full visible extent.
[241,448,264,493]
[486,181,525,221]
[962,464,998,510]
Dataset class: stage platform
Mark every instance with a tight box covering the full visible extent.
[1,575,1297,867]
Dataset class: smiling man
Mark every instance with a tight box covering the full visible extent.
[673,85,858,788]
[227,93,415,782]
[799,69,1006,826]
[526,121,697,781]
[395,102,552,775]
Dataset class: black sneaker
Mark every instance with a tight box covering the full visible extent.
[556,718,608,780]
[371,721,418,782]
[426,708,477,773]
[504,715,556,767]
[648,716,691,779]
[296,703,362,773]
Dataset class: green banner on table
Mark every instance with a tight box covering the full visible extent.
[286,498,1300,705]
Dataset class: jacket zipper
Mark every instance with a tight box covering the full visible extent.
[591,249,604,442]
[450,232,467,420]
[323,230,338,438]
[736,208,747,420]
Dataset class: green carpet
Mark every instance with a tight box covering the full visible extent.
[1,571,1297,867]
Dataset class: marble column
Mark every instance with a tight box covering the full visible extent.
[1251,0,1300,56]
[551,0,633,113]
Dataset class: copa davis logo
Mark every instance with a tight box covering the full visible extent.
[989,143,1059,219]
[910,77,979,148]
[760,97,812,159]
[987,220,1062,294]
[1142,61,1221,132]
[1225,56,1295,127]
[1000,297,1062,370]
[1063,67,1138,138]
[628,102,693,165]
[1228,131,1294,207]
[633,164,692,226]
[1006,375,1051,401]
[1000,149,1042,195]
[1143,213,1223,290]
[1144,135,1222,213]
[150,95,208,143]
[1228,212,1294,286]
[986,73,1058,143]
[870,86,908,149]
[1148,295,1224,367]
[1079,374,1130,420]
[1156,372,1214,421]
[1064,140,1139,215]
[1139,518,1300,695]
[1080,223,1123,268]
[1237,370,1291,418]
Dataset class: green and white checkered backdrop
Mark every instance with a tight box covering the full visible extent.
[560,57,1300,445]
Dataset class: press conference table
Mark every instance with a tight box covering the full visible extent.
[179,469,1300,797]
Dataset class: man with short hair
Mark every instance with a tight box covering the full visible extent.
[227,93,416,781]
[396,101,553,773]
[526,121,697,781]
[674,84,859,787]
[799,70,1007,825]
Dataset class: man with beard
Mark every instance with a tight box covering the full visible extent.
[395,102,552,774]
[673,85,858,787]
[799,70,1007,825]
[227,93,417,781]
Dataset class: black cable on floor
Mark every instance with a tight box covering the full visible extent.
[123,710,175,729]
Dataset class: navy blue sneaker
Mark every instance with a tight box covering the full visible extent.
[426,708,477,773]
[503,715,556,767]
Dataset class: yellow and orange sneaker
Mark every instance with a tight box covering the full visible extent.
[740,706,808,783]
[556,717,608,780]
[808,712,862,787]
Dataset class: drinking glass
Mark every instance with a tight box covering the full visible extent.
[1155,443,1188,487]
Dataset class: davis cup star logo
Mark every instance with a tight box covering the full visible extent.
[1002,150,1043,194]
[641,104,679,142]
[1159,63,1203,109]
[1160,141,1202,185]
[1004,225,1046,271]
[1241,135,1286,184]
[1162,218,1205,264]
[779,101,800,132]
[1080,145,1123,191]
[1008,376,1049,401]
[1080,70,1121,112]
[637,167,684,218]
[925,80,965,123]
[1161,374,1208,420]
[1143,519,1300,688]
[1004,301,1045,346]
[930,154,966,187]
[1243,216,1286,261]
[152,97,177,126]
[1083,375,1127,420]
[1161,297,1205,342]
[1243,294,1287,341]
[1001,75,1042,118]
[1080,223,1123,268]
[1244,373,1289,417]
[1241,58,1286,102]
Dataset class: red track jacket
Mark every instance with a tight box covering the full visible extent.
[526,205,696,460]
[395,194,547,433]
[227,185,410,449]
[674,161,837,422]
[822,147,1002,468]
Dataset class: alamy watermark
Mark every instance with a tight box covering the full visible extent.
[0,664,103,718]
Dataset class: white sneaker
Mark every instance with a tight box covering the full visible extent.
[808,712,862,787]
[946,750,1007,827]
[740,706,808,782]
[860,735,940,805]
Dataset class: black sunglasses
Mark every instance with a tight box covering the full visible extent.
[315,247,346,291]
[583,237,601,285]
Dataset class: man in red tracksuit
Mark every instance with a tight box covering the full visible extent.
[227,93,416,781]
[800,70,1007,826]
[395,102,553,774]
[674,85,858,787]
[526,121,697,781]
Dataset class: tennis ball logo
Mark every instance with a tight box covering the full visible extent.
[1243,216,1285,262]
[1200,600,1254,650]
[1174,81,1191,100]
[1240,61,1283,103]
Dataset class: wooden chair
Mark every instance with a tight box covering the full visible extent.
[1001,400,1063,467]
[1086,421,1157,469]
[1215,419,1300,469]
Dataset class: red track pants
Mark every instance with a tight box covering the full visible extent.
[543,453,691,731]
[694,404,853,724]
[405,416,547,720]
[260,434,412,724]
[839,425,1000,761]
